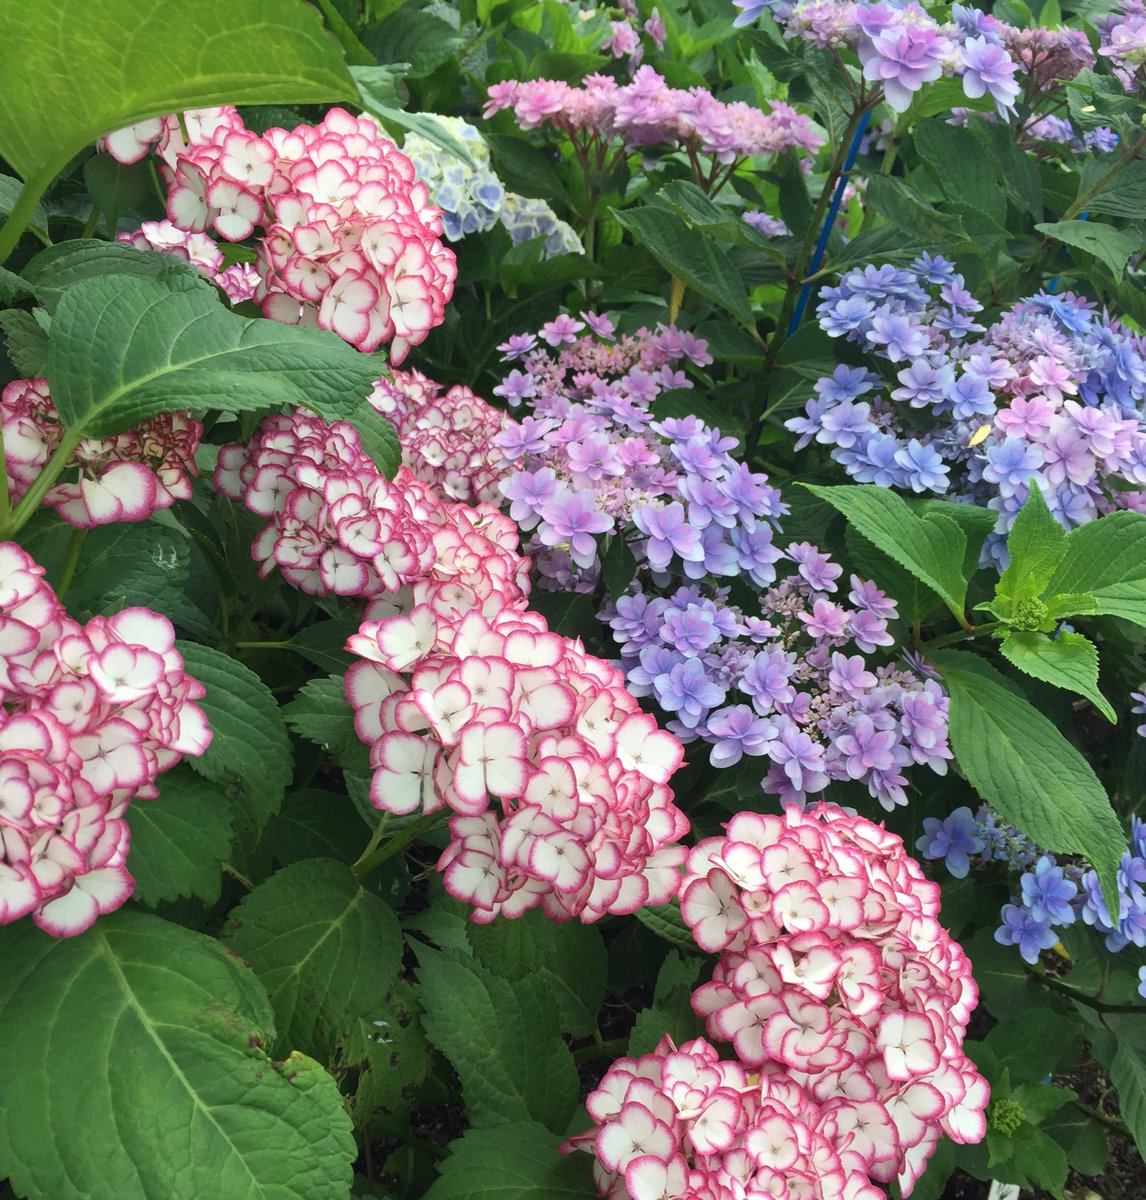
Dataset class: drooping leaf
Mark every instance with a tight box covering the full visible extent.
[0,911,355,1200]
[1046,510,1146,627]
[47,273,380,440]
[0,0,351,189]
[803,484,970,622]
[224,858,403,1057]
[415,946,579,1133]
[351,66,477,166]
[999,631,1115,722]
[176,641,292,833]
[343,980,431,1129]
[346,406,401,479]
[423,1123,595,1200]
[126,766,235,905]
[931,650,1124,908]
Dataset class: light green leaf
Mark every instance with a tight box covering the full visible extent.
[351,67,477,167]
[803,484,969,622]
[423,1123,595,1200]
[0,0,351,187]
[415,946,579,1133]
[346,405,401,479]
[1036,219,1138,278]
[931,650,1124,909]
[48,273,380,439]
[126,766,235,905]
[999,631,1115,722]
[176,641,292,834]
[996,484,1066,607]
[0,911,355,1200]
[1045,510,1146,627]
[612,206,756,331]
[224,859,402,1056]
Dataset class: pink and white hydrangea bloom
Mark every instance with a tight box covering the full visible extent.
[102,106,456,360]
[681,805,988,1195]
[1,377,202,528]
[0,544,211,936]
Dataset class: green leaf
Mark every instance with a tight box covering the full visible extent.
[628,952,705,1057]
[1045,510,1146,627]
[364,5,463,77]
[1035,219,1138,278]
[284,621,358,675]
[913,118,1006,225]
[347,406,402,479]
[999,631,1115,722]
[177,641,292,833]
[343,981,431,1129]
[283,675,371,777]
[633,899,697,951]
[803,484,970,622]
[996,484,1066,607]
[351,66,477,167]
[845,526,941,626]
[1091,1024,1146,1164]
[267,789,369,868]
[1042,1107,1108,1176]
[931,650,1125,909]
[652,181,785,256]
[0,910,355,1200]
[48,273,379,439]
[415,946,579,1133]
[1079,157,1146,219]
[83,154,151,229]
[423,1123,595,1200]
[224,859,402,1057]
[600,535,638,602]
[0,308,49,375]
[0,0,351,188]
[62,520,190,620]
[863,175,966,243]
[125,766,235,905]
[612,206,756,331]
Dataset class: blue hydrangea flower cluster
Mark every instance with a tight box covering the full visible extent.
[603,562,952,811]
[787,258,1146,565]
[403,116,581,254]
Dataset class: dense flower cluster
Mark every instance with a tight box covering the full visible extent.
[916,803,1035,877]
[116,219,259,303]
[0,543,211,935]
[733,0,1091,112]
[102,106,456,360]
[606,563,951,811]
[370,369,517,505]
[563,1033,887,1200]
[2,377,201,527]
[1097,0,1146,89]
[400,116,582,254]
[214,411,438,599]
[680,806,988,1195]
[484,66,822,171]
[787,259,1146,562]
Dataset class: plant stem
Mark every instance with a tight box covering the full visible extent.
[1033,970,1146,1014]
[573,1038,628,1064]
[1071,1099,1131,1137]
[922,621,999,652]
[56,527,88,600]
[0,169,54,265]
[352,811,442,877]
[8,431,84,535]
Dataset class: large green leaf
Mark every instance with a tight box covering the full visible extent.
[0,911,355,1200]
[1036,219,1138,277]
[224,859,402,1057]
[177,641,292,833]
[415,946,579,1133]
[423,1123,595,1200]
[803,484,970,622]
[48,273,380,439]
[612,206,756,331]
[999,631,1115,722]
[0,0,351,187]
[1078,158,1146,219]
[931,651,1124,907]
[1046,510,1146,627]
[126,766,235,905]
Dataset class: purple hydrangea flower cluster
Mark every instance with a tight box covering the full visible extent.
[1097,1,1146,91]
[494,319,787,592]
[787,258,1146,565]
[602,549,952,811]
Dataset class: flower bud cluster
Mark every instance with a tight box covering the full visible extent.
[0,543,211,936]
[102,106,456,360]
[2,377,202,527]
[369,368,517,505]
[787,257,1146,564]
[563,1033,885,1200]
[679,805,988,1196]
[484,66,822,165]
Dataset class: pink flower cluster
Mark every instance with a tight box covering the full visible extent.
[214,411,437,599]
[564,1034,887,1200]
[102,106,456,360]
[346,596,690,924]
[369,368,517,505]
[117,219,259,304]
[0,543,211,936]
[2,377,202,527]
[679,806,987,1195]
[485,66,822,166]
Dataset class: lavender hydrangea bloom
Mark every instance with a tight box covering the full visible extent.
[633,502,705,569]
[653,657,726,728]
[916,807,984,878]
[961,36,1020,113]
[705,705,777,767]
[1020,855,1078,924]
[995,903,1059,964]
[537,489,614,567]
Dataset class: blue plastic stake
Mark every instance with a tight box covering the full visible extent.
[787,109,872,336]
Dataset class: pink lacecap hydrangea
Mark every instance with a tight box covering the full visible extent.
[0,543,211,936]
[1,377,202,527]
[102,106,457,361]
[677,805,988,1196]
[369,368,518,505]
